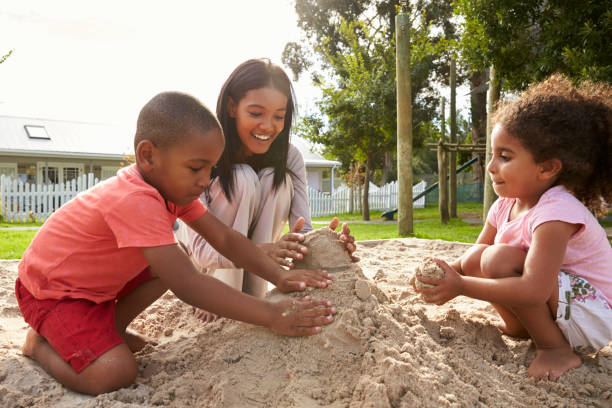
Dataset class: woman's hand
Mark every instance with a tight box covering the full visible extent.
[275,269,333,293]
[415,258,464,305]
[257,218,308,268]
[267,296,336,336]
[327,217,359,262]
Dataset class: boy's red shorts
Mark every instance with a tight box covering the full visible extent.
[15,268,152,373]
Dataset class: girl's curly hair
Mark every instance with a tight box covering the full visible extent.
[491,74,612,217]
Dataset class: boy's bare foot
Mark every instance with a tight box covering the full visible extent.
[21,328,44,357]
[528,345,581,381]
[122,330,156,353]
[497,322,529,339]
[193,307,219,323]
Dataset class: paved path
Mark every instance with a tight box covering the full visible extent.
[0,226,40,231]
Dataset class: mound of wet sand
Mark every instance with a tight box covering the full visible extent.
[0,238,610,407]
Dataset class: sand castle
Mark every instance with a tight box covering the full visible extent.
[292,227,353,272]
[413,257,445,290]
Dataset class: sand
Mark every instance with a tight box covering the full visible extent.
[1,237,611,407]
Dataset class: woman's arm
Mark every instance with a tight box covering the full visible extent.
[287,144,313,233]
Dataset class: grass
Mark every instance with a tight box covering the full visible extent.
[0,230,38,259]
[1,203,608,259]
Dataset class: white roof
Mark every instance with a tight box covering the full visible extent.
[0,115,132,160]
[0,115,341,168]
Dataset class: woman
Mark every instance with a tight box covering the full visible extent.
[176,58,357,321]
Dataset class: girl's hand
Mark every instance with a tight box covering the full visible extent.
[416,258,464,305]
[275,269,333,293]
[327,217,359,262]
[268,296,336,336]
[257,218,308,268]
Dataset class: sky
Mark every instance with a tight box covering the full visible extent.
[0,0,320,130]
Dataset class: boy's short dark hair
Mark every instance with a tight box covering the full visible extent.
[134,91,222,151]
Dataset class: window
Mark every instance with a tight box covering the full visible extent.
[0,163,17,179]
[36,162,83,184]
[24,125,50,140]
[62,167,81,183]
[101,166,119,180]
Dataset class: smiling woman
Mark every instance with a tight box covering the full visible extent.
[174,58,357,322]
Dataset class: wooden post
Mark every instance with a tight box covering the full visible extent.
[396,8,413,235]
[483,66,500,220]
[437,141,449,224]
[449,58,457,218]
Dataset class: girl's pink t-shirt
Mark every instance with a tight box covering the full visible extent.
[487,185,612,305]
[18,164,206,303]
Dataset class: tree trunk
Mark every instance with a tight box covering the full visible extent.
[449,58,457,218]
[469,70,488,184]
[483,66,500,220]
[349,162,356,214]
[396,11,413,235]
[438,141,449,224]
[380,151,393,185]
[362,156,371,221]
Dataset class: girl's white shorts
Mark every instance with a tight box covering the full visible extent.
[556,271,612,354]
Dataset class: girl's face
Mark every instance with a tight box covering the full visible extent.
[229,87,288,158]
[487,124,548,205]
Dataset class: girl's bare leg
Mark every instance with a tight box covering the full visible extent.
[461,244,529,338]
[511,296,581,381]
[478,245,529,338]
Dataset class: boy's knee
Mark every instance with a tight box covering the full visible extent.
[481,244,526,278]
[81,345,138,395]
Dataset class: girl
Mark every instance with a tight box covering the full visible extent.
[176,59,357,321]
[416,74,612,382]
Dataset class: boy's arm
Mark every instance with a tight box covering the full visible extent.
[420,221,578,306]
[186,211,331,292]
[141,244,335,336]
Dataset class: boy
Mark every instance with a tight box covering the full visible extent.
[16,92,336,395]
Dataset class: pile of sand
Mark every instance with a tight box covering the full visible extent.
[0,237,610,407]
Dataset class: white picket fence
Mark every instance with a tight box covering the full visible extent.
[307,180,427,218]
[0,173,99,222]
[1,173,427,222]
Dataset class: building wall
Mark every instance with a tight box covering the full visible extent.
[0,155,124,184]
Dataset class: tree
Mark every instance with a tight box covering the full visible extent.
[286,1,458,219]
[453,0,612,89]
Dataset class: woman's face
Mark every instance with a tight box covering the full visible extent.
[229,87,288,157]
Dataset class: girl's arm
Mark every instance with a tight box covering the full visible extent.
[141,244,335,336]
[421,220,579,306]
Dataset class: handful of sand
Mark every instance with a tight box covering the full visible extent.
[412,258,445,290]
[292,227,352,272]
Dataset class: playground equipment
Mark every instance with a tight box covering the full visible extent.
[381,156,480,221]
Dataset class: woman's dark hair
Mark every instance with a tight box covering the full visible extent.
[214,58,296,201]
[492,74,612,216]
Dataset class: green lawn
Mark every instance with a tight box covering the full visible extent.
[1,203,608,259]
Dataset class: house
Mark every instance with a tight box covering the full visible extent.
[0,115,340,192]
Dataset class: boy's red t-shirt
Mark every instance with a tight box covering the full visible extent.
[18,164,206,303]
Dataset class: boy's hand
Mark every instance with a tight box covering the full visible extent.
[268,296,336,336]
[257,218,307,268]
[328,217,359,262]
[275,269,333,293]
[416,258,464,305]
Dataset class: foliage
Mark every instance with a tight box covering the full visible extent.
[0,49,12,65]
[453,0,612,89]
[286,0,461,185]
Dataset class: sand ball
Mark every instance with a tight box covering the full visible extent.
[293,227,352,272]
[414,258,445,290]
[355,279,371,300]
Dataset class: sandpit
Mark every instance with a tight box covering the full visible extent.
[0,237,610,407]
